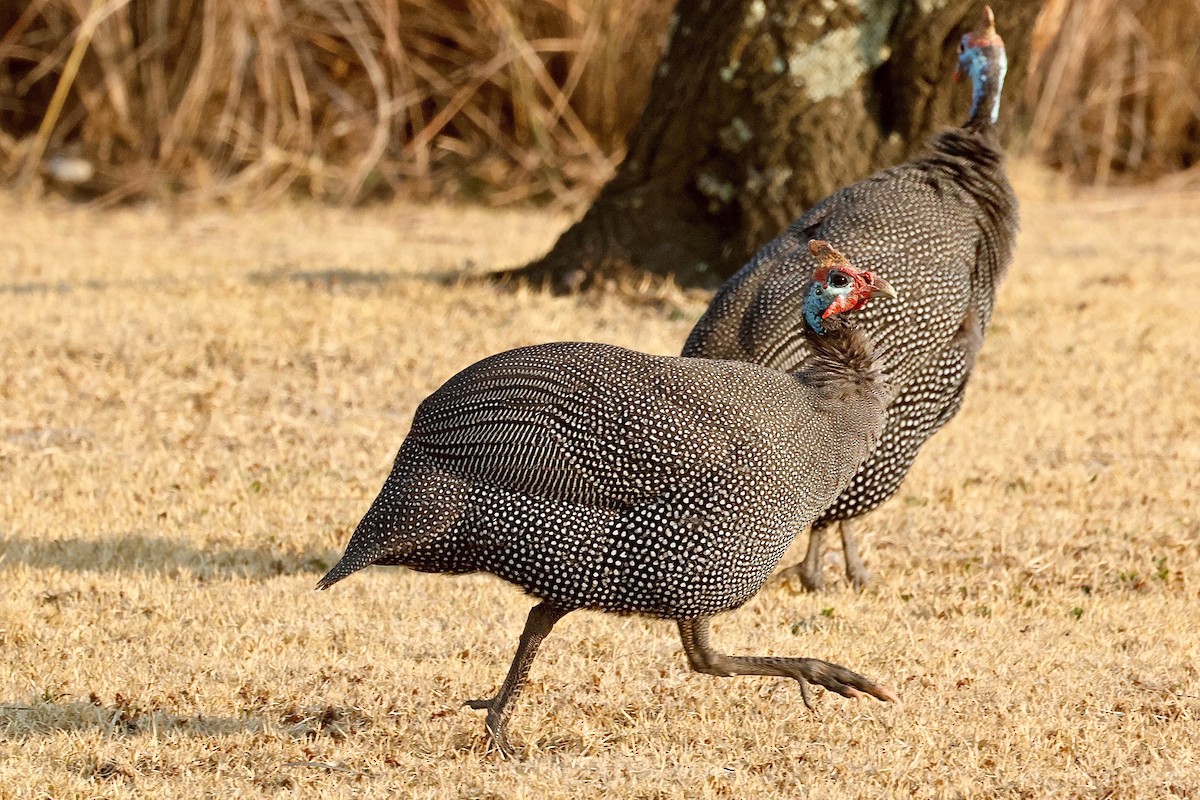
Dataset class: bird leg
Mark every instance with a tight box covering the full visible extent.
[784,522,829,591]
[839,519,871,589]
[783,520,872,591]
[676,617,897,707]
[465,601,569,755]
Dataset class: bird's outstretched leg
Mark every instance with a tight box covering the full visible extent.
[676,617,897,707]
[839,520,871,589]
[465,601,570,755]
[782,522,829,591]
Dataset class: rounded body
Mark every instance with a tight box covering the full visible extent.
[684,131,1017,526]
[333,341,887,616]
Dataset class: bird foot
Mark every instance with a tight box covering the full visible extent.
[480,719,515,757]
[845,566,872,590]
[463,697,516,756]
[794,658,898,707]
[777,562,826,592]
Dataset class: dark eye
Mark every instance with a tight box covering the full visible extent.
[828,272,850,289]
[958,38,967,54]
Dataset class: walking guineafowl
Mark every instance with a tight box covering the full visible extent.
[683,7,1019,591]
[318,241,898,754]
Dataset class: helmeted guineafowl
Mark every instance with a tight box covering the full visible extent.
[318,241,898,754]
[683,6,1019,591]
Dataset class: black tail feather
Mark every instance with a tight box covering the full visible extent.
[316,464,469,591]
[315,556,362,590]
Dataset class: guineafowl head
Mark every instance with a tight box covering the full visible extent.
[802,240,896,335]
[955,6,1007,126]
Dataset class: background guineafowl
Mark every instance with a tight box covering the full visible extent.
[318,241,898,754]
[683,7,1019,591]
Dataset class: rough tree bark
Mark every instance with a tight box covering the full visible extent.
[507,0,1043,291]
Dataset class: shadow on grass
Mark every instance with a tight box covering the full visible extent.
[247,266,469,288]
[0,699,261,739]
[0,268,470,299]
[0,533,336,581]
[0,698,370,742]
[248,267,395,288]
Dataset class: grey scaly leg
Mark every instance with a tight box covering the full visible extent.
[676,617,897,707]
[466,601,569,755]
[839,520,872,589]
[784,522,828,591]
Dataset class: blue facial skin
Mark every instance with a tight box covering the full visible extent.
[802,273,854,335]
[959,38,1008,125]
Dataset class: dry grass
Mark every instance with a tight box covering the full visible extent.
[1026,0,1200,186]
[0,0,671,206]
[7,0,1200,211]
[2,163,1199,797]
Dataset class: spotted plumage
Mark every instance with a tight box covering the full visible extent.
[318,242,898,753]
[683,7,1019,591]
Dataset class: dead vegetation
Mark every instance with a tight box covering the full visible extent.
[1025,0,1200,186]
[1,164,1198,796]
[4,0,1199,208]
[0,0,672,206]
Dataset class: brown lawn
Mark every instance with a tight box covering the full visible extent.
[1,164,1198,798]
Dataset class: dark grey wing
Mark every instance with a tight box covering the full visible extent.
[404,343,747,509]
[686,167,977,384]
[682,207,832,370]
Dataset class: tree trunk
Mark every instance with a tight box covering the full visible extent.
[506,0,1043,291]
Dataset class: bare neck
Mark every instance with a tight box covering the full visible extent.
[964,50,1007,134]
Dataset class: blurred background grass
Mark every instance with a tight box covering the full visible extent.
[2,0,1198,207]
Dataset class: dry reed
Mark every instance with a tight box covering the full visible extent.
[1025,0,1200,186]
[4,0,1200,206]
[0,0,672,206]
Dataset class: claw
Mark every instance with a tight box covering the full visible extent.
[798,679,814,710]
[803,659,899,705]
[482,720,515,758]
[872,684,901,704]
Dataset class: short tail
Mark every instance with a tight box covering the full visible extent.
[315,556,362,590]
[316,465,468,591]
[315,511,392,591]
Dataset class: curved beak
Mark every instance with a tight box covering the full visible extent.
[866,273,898,300]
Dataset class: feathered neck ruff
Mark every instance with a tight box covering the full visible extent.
[800,314,883,394]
